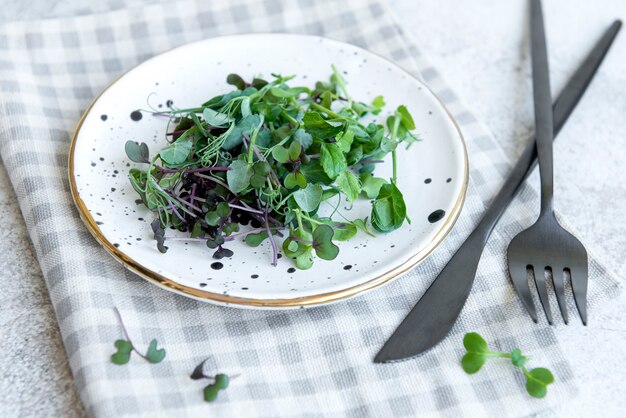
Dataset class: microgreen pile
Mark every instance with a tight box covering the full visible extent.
[126,66,418,269]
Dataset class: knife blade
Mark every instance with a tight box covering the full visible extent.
[374,19,622,363]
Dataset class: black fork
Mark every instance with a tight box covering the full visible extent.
[507,0,589,325]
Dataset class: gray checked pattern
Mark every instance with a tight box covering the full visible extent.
[0,0,621,417]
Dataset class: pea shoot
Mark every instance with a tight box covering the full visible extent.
[126,67,419,269]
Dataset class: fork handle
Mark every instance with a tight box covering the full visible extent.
[531,0,555,217]
[475,19,622,243]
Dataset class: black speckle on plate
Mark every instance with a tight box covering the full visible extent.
[166,99,174,108]
[343,265,352,270]
[251,274,259,279]
[446,178,452,183]
[100,114,107,121]
[428,209,446,223]
[424,178,432,184]
[130,110,143,121]
[210,262,223,270]
[287,267,296,274]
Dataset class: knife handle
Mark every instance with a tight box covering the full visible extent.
[473,19,622,244]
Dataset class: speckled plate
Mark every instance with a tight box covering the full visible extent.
[69,34,468,309]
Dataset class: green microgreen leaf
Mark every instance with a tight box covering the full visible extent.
[203,108,232,127]
[226,73,246,90]
[320,143,347,180]
[293,183,323,212]
[244,231,269,247]
[288,141,302,161]
[360,173,387,199]
[222,114,263,150]
[335,171,361,202]
[371,183,407,232]
[145,339,166,364]
[272,145,290,164]
[159,137,193,166]
[332,223,357,241]
[111,340,133,365]
[312,225,339,261]
[125,141,150,163]
[293,128,313,150]
[226,158,253,193]
[284,172,306,189]
[524,368,554,399]
[396,105,415,130]
[302,112,344,139]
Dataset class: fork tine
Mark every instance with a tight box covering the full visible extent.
[568,261,589,325]
[533,265,554,325]
[551,266,568,324]
[508,259,538,323]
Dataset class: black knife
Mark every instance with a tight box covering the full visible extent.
[375,19,622,363]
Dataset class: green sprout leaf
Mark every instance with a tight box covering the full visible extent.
[222,114,263,150]
[203,108,232,127]
[360,173,387,199]
[145,339,166,364]
[226,73,246,90]
[288,141,302,161]
[293,183,323,212]
[396,105,415,130]
[302,112,344,139]
[461,352,488,374]
[525,368,554,399]
[272,145,290,164]
[312,225,339,261]
[335,171,361,202]
[204,384,220,402]
[159,137,193,166]
[371,183,407,232]
[125,141,150,163]
[295,247,314,269]
[294,128,313,150]
[320,143,347,179]
[244,231,269,247]
[332,223,357,241]
[284,172,306,189]
[226,158,253,193]
[111,340,133,365]
[463,332,489,353]
[214,374,230,389]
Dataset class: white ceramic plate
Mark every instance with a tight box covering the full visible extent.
[69,34,468,309]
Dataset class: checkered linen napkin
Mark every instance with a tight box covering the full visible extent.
[0,0,620,416]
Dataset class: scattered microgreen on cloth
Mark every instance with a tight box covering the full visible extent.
[462,332,555,398]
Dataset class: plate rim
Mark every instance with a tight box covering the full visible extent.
[68,33,469,308]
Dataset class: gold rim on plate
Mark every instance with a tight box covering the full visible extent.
[68,34,469,308]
